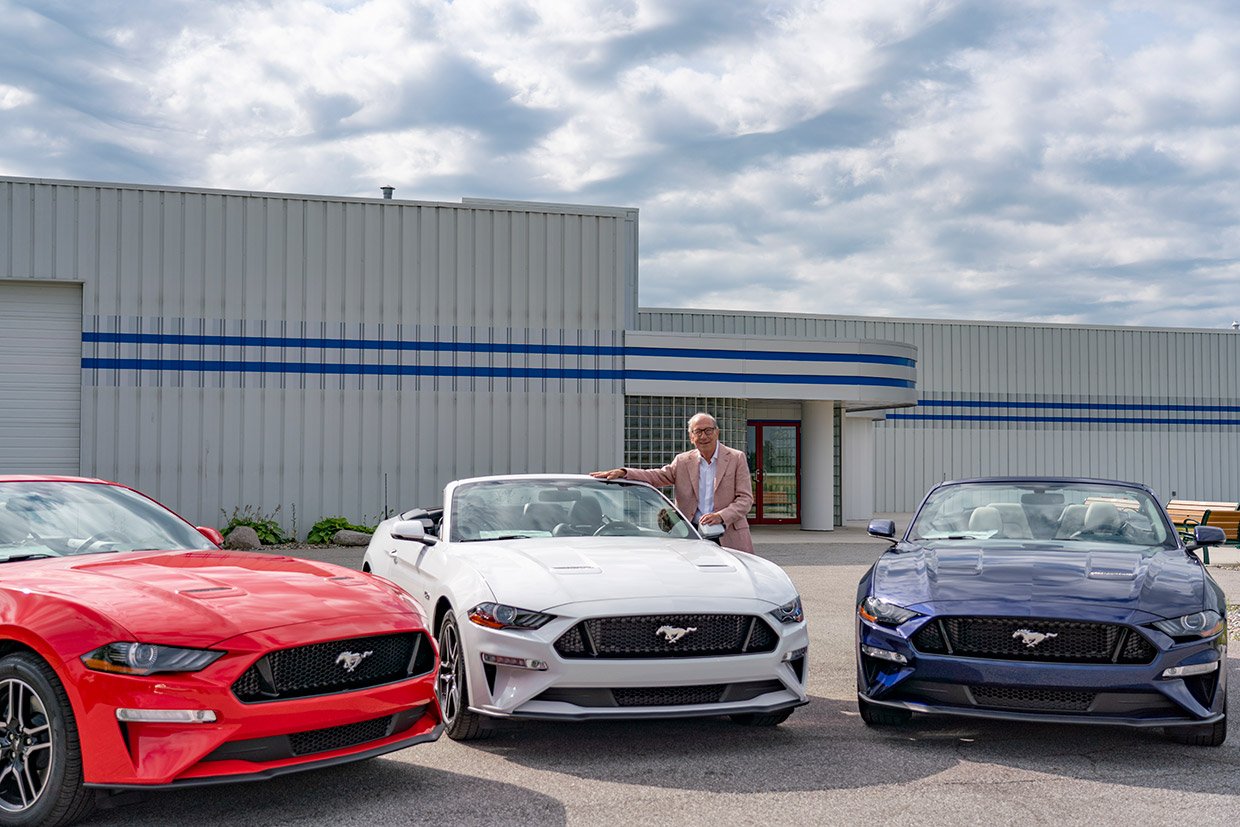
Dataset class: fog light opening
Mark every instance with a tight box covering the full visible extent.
[861,644,908,665]
[1161,661,1219,679]
[781,646,808,663]
[480,652,549,671]
[115,708,218,723]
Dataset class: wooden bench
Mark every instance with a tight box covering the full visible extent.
[1165,500,1240,561]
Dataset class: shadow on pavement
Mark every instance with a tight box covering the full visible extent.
[85,757,567,827]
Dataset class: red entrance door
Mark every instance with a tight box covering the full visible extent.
[746,421,800,524]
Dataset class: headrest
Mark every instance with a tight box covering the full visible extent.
[1084,501,1121,533]
[968,506,1003,533]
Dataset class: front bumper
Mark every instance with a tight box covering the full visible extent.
[461,598,810,721]
[73,614,442,787]
[857,612,1226,728]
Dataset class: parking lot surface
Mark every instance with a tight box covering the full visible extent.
[90,536,1240,826]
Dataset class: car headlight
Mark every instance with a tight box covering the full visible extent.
[468,602,555,630]
[858,596,921,627]
[769,596,804,624]
[81,643,225,676]
[1151,610,1225,640]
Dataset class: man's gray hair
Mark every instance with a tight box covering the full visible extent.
[687,412,717,429]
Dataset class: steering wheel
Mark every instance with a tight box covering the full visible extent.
[593,521,640,537]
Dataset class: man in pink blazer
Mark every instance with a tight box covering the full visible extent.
[592,412,755,553]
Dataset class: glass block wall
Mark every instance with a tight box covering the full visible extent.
[623,397,749,470]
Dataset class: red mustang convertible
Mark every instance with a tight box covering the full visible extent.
[0,476,441,826]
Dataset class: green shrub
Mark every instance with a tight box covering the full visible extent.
[221,505,291,545]
[307,516,376,545]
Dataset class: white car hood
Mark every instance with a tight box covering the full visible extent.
[455,537,793,611]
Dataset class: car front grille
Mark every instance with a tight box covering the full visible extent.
[288,716,395,756]
[911,617,1156,664]
[554,614,778,659]
[970,686,1096,712]
[232,632,435,703]
[202,707,431,764]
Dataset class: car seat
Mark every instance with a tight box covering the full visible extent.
[967,506,1004,536]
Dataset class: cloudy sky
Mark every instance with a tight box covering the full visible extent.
[2,0,1239,328]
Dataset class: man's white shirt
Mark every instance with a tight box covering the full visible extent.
[696,448,718,521]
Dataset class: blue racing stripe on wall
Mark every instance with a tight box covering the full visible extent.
[914,399,1240,413]
[81,358,914,387]
[83,332,915,367]
[888,413,1240,426]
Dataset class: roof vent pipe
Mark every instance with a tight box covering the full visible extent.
[380,186,395,200]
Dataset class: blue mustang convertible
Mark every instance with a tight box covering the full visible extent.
[857,477,1229,745]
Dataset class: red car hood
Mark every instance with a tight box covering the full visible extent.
[4,550,416,646]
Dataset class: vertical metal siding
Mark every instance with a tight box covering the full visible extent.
[638,310,1240,511]
[2,179,628,530]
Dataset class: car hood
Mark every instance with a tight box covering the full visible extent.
[5,550,415,646]
[873,542,1205,617]
[456,537,793,611]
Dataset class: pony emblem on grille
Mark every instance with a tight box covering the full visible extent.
[336,650,374,672]
[656,626,697,644]
[1012,629,1058,648]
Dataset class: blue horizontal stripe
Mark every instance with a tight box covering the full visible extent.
[80,358,914,387]
[916,399,1240,413]
[626,369,914,388]
[82,332,915,367]
[889,413,1240,426]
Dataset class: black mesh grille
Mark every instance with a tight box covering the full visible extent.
[233,632,433,702]
[910,617,1155,664]
[288,716,395,756]
[971,686,1096,712]
[554,615,778,659]
[612,685,725,706]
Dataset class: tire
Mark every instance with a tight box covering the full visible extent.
[858,695,913,727]
[0,652,94,827]
[1165,698,1227,747]
[435,611,492,741]
[729,708,795,727]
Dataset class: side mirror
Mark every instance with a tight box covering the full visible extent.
[391,520,436,545]
[197,526,224,547]
[1187,524,1226,550]
[698,522,725,540]
[867,519,896,540]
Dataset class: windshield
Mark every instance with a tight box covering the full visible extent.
[0,481,216,561]
[907,481,1176,549]
[448,479,696,542]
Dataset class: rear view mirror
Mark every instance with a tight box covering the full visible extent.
[698,522,725,540]
[197,526,224,546]
[1188,525,1226,549]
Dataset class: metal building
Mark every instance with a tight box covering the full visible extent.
[2,175,1236,533]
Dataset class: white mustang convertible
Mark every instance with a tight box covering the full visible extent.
[363,474,809,740]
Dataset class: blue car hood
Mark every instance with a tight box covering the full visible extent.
[873,542,1205,618]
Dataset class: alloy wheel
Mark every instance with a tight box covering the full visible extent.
[0,678,53,814]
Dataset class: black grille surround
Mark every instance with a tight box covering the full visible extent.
[910,617,1156,664]
[233,632,435,703]
[970,686,1096,712]
[554,614,779,659]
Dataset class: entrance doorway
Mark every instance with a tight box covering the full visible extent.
[745,421,800,524]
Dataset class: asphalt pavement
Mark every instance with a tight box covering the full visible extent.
[87,526,1240,826]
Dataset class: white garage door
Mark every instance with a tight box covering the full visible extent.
[0,282,83,475]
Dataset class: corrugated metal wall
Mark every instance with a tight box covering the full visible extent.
[0,178,632,530]
[639,310,1240,511]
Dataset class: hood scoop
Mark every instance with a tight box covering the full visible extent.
[550,564,602,575]
[1086,552,1140,581]
[177,585,247,599]
[930,550,982,575]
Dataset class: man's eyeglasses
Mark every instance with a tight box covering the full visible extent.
[690,427,718,436]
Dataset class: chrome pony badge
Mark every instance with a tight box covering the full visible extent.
[656,625,697,644]
[336,650,374,672]
[1012,629,1059,648]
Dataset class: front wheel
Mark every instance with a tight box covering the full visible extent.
[0,652,94,826]
[1165,698,1227,746]
[729,708,794,727]
[858,695,912,727]
[435,611,492,741]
